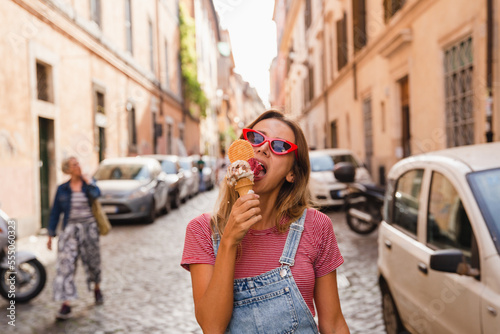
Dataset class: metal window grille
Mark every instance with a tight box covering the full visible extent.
[167,124,173,154]
[304,0,312,29]
[179,127,184,142]
[36,62,50,102]
[330,121,338,148]
[352,0,367,52]
[96,91,105,114]
[384,0,406,22]
[128,107,137,149]
[149,21,155,72]
[336,13,348,70]
[165,40,170,87]
[125,0,133,53]
[444,37,474,147]
[363,98,373,174]
[91,0,101,27]
[308,65,314,102]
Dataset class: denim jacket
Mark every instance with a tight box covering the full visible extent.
[48,179,101,237]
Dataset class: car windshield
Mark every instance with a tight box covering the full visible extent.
[310,154,359,172]
[331,154,359,167]
[310,155,334,172]
[203,157,215,168]
[161,160,177,174]
[179,161,191,170]
[94,164,150,181]
[467,167,500,254]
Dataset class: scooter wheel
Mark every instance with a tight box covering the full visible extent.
[0,258,47,303]
[345,199,379,235]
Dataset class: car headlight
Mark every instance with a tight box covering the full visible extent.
[128,187,149,200]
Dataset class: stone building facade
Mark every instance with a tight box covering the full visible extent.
[0,0,185,237]
[0,0,264,237]
[271,0,500,185]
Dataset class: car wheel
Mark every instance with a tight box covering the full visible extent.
[145,199,156,224]
[173,190,181,209]
[381,281,406,334]
[164,194,172,214]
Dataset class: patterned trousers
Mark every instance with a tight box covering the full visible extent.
[53,219,101,301]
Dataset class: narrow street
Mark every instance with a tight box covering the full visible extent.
[1,189,384,334]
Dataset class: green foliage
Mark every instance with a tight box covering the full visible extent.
[227,125,237,141]
[179,3,207,118]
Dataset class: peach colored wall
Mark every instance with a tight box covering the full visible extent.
[0,0,183,237]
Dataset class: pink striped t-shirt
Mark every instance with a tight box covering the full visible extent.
[181,208,344,316]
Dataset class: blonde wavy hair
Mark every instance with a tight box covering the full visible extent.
[61,156,77,174]
[210,109,311,236]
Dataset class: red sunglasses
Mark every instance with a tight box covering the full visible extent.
[243,128,298,159]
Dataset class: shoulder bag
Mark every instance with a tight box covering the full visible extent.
[92,199,112,236]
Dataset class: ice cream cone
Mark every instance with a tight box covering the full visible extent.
[228,140,254,163]
[235,177,254,196]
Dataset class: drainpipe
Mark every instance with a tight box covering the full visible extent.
[486,0,494,142]
[323,0,329,148]
[155,0,163,154]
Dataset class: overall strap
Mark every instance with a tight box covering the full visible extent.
[212,231,221,257]
[279,209,307,267]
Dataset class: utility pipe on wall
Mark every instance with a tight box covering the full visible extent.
[486,0,494,142]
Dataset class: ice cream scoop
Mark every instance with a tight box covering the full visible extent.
[226,140,256,196]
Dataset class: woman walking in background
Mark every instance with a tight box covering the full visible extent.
[47,156,103,320]
[182,110,350,333]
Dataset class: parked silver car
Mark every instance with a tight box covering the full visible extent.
[142,155,186,211]
[179,156,200,200]
[94,157,168,223]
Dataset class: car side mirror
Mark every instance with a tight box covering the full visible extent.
[334,162,356,183]
[430,249,479,278]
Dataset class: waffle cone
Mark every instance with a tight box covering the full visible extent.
[228,140,254,163]
[235,177,254,196]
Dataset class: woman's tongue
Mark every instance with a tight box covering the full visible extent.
[248,158,266,177]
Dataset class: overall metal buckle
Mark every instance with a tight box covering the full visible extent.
[279,264,288,278]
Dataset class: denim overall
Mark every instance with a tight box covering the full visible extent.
[213,210,319,333]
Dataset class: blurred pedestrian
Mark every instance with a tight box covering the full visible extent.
[47,156,104,320]
[197,157,206,192]
[181,110,349,333]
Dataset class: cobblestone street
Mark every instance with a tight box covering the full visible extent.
[1,189,385,333]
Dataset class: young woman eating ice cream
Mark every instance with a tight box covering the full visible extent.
[181,109,350,333]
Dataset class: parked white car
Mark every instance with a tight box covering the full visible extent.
[379,142,500,334]
[308,149,373,207]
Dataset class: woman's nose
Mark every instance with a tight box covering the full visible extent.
[256,141,271,156]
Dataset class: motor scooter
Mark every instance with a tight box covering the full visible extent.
[334,162,385,235]
[0,209,46,303]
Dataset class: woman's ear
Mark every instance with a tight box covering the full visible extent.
[286,171,295,183]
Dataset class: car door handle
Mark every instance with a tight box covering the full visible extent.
[418,262,428,275]
[384,240,392,249]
